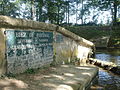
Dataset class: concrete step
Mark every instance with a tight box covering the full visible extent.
[0,65,98,90]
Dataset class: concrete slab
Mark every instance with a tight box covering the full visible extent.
[0,65,98,90]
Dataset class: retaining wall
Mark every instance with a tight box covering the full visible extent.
[0,16,94,75]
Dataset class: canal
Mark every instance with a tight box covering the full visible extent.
[91,49,120,90]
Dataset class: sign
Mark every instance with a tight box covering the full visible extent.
[6,30,53,74]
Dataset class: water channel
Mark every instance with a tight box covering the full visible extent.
[93,49,120,90]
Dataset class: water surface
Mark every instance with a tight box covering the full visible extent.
[94,49,120,90]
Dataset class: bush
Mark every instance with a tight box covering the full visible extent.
[65,26,111,39]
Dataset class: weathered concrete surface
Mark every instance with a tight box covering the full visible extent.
[54,33,78,64]
[53,33,93,65]
[0,16,95,74]
[0,28,6,75]
[90,36,110,48]
[0,65,98,90]
[57,26,94,48]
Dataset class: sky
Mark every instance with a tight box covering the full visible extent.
[68,1,113,24]
[69,10,112,24]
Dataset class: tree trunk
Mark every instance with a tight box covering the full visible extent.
[66,6,67,24]
[67,2,69,25]
[81,0,83,24]
[57,4,60,25]
[39,7,42,21]
[76,3,78,24]
[113,0,118,25]
[31,0,35,20]
[38,0,44,22]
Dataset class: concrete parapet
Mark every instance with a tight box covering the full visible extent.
[0,16,95,74]
[0,15,94,47]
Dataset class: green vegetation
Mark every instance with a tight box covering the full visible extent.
[66,25,120,48]
[25,68,36,74]
[4,69,36,77]
[6,73,16,78]
[66,26,111,39]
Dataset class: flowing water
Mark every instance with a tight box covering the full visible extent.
[94,49,120,90]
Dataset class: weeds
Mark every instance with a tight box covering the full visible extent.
[25,68,36,74]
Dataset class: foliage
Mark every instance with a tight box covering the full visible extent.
[66,25,120,48]
[6,73,16,78]
[111,27,120,37]
[0,0,21,17]
[0,0,69,24]
[0,0,120,25]
[25,68,36,74]
[66,26,111,39]
[86,0,120,25]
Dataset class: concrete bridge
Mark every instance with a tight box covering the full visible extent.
[0,16,98,90]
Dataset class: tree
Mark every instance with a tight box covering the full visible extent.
[73,0,89,24]
[36,0,44,22]
[86,0,120,25]
[0,0,74,25]
[43,0,67,24]
[30,0,35,20]
[113,0,120,25]
[0,0,21,17]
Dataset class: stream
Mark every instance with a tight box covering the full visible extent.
[94,49,120,90]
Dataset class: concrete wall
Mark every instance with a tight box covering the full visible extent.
[54,33,78,64]
[0,15,94,74]
[0,28,6,75]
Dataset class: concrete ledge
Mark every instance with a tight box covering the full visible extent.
[0,65,98,90]
[0,15,56,31]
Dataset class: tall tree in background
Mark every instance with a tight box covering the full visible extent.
[30,0,35,20]
[81,0,84,24]
[74,0,88,24]
[0,0,85,25]
[0,0,21,17]
[44,0,67,24]
[86,0,120,25]
[98,0,120,25]
[36,0,44,22]
[63,0,68,24]
[45,0,57,23]
[55,0,65,25]
[67,1,70,24]
[74,0,79,24]
[113,0,120,24]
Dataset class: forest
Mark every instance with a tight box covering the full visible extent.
[0,0,120,26]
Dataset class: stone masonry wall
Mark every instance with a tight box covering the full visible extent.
[0,16,94,74]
